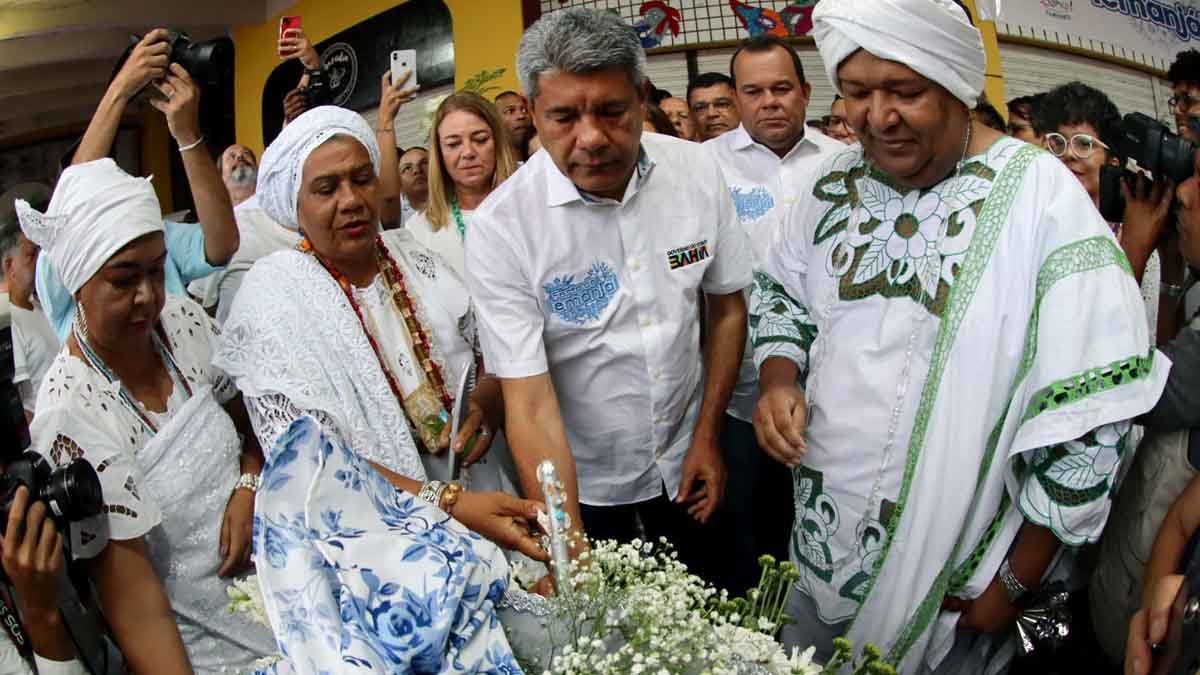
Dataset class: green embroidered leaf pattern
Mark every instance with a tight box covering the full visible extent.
[791,465,839,584]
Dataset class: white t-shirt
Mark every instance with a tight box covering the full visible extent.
[705,125,847,423]
[11,300,59,415]
[466,132,755,506]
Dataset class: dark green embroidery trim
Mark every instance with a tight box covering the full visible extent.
[856,143,1040,665]
[791,465,838,583]
[887,222,1134,662]
[946,494,1011,595]
[1021,352,1155,424]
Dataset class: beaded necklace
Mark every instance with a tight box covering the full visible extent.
[72,322,192,435]
[300,236,453,415]
[450,196,467,241]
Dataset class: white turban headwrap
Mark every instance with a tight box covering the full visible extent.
[812,0,986,107]
[257,105,382,232]
[15,158,163,294]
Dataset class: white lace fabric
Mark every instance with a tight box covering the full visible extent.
[29,295,275,672]
[215,228,474,478]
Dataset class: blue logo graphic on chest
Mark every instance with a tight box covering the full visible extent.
[730,186,774,223]
[544,261,620,325]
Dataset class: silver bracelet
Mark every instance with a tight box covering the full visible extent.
[177,135,205,153]
[998,558,1030,603]
[234,473,261,493]
[418,480,446,505]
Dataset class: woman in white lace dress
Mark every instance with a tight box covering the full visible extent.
[16,159,275,673]
[212,106,550,671]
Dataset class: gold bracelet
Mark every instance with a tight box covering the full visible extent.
[439,482,464,514]
[377,127,394,133]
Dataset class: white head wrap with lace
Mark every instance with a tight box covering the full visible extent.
[15,158,162,294]
[811,0,986,107]
[256,105,382,232]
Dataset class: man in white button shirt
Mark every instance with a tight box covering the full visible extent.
[467,7,754,585]
[704,34,846,594]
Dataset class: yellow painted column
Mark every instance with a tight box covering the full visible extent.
[963,0,1007,117]
[233,0,526,156]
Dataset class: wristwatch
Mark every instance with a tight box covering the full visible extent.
[1162,282,1187,298]
[998,558,1031,604]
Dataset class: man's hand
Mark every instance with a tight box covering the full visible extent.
[278,28,320,70]
[1125,574,1186,675]
[1121,173,1175,280]
[1,487,63,617]
[941,577,1020,635]
[150,63,202,147]
[217,487,254,578]
[676,439,726,523]
[378,70,419,131]
[282,79,310,127]
[111,29,171,101]
[753,379,808,467]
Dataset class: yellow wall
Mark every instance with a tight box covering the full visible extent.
[233,0,525,156]
[963,0,1007,118]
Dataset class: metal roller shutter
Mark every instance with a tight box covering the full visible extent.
[361,83,457,152]
[646,52,690,101]
[999,43,1170,124]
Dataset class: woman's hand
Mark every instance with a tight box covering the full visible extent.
[377,70,418,132]
[151,64,202,147]
[437,399,495,468]
[1,487,63,617]
[217,487,254,578]
[1126,574,1186,675]
[278,28,320,70]
[112,29,171,101]
[451,491,549,562]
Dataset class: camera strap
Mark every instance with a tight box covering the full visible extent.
[0,580,36,671]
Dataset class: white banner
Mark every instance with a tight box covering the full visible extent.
[996,0,1200,72]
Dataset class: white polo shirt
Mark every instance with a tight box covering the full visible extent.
[466,132,754,507]
[704,124,847,423]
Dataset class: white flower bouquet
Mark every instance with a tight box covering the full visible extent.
[504,539,896,675]
[227,575,284,670]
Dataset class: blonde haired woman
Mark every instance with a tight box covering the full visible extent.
[406,91,519,277]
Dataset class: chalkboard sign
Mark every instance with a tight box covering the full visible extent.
[261,0,455,146]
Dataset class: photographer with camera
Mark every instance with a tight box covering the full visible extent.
[1119,149,1200,674]
[277,27,329,126]
[1034,82,1172,341]
[1168,50,1200,145]
[0,486,88,675]
[33,28,238,344]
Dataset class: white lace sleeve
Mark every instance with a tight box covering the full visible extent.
[245,392,339,460]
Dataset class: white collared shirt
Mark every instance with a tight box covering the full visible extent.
[705,124,848,422]
[466,132,754,506]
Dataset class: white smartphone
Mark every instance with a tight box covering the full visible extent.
[390,49,418,89]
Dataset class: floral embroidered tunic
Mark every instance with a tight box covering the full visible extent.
[750,136,1169,673]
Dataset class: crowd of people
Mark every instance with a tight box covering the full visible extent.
[1,0,1199,673]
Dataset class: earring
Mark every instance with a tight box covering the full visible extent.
[75,304,90,343]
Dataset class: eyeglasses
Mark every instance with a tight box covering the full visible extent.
[1170,93,1200,111]
[690,98,735,114]
[1043,132,1109,160]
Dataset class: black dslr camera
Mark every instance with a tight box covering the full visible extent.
[157,30,234,92]
[1099,112,1197,223]
[0,326,102,535]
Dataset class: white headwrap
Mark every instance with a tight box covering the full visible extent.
[811,0,986,107]
[16,159,163,294]
[257,106,382,232]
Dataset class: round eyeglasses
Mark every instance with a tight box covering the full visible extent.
[1044,132,1110,160]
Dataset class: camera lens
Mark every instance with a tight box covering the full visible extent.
[40,460,103,524]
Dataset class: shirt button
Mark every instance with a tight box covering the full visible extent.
[654,415,664,423]
[652,369,662,381]
[631,260,641,271]
[642,316,653,327]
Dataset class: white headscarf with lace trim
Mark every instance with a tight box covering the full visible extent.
[15,158,162,294]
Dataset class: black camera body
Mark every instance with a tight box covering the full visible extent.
[1099,112,1197,223]
[161,30,234,92]
[0,451,103,536]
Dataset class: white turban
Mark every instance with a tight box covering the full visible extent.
[257,105,381,232]
[812,0,986,107]
[15,159,163,294]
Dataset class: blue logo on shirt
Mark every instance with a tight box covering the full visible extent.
[730,186,774,223]
[544,261,620,325]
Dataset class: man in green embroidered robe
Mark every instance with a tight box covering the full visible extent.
[749,1,1171,673]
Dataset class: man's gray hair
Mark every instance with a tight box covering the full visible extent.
[517,8,647,102]
[0,217,22,261]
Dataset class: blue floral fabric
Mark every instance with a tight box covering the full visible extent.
[253,416,523,674]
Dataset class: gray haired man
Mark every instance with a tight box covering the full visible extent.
[465,8,754,588]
